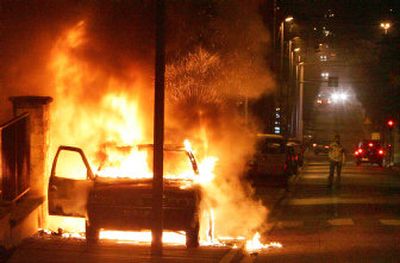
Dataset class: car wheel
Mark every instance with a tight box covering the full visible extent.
[86,221,99,245]
[186,221,200,248]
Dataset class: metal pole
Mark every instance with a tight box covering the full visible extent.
[152,0,165,255]
[272,0,277,69]
[280,22,284,83]
[288,40,294,137]
[298,62,304,141]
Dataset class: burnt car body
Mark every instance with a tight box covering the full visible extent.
[354,140,385,167]
[48,145,201,248]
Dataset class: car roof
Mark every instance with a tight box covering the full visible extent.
[102,144,187,152]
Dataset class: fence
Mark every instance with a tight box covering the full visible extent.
[0,113,30,202]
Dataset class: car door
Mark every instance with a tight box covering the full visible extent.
[48,146,94,218]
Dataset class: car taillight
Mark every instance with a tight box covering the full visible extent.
[379,150,384,155]
[312,143,317,147]
[369,143,373,147]
[354,151,359,155]
[358,148,363,153]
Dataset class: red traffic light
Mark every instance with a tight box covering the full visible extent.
[387,120,394,128]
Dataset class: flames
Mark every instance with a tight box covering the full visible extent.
[45,20,279,251]
[245,232,282,254]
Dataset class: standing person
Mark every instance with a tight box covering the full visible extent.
[328,134,345,188]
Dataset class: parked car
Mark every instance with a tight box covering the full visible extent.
[287,138,304,167]
[247,134,291,187]
[48,144,202,248]
[354,140,385,167]
[286,144,299,176]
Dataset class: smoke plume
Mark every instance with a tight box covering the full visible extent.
[1,0,275,239]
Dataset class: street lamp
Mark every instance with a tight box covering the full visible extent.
[285,16,294,22]
[295,61,304,141]
[280,16,294,77]
[278,16,294,136]
[380,22,391,34]
[288,39,301,137]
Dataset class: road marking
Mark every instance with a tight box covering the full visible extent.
[379,219,400,226]
[288,196,400,206]
[328,218,354,226]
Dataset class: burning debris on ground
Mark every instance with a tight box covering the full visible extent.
[1,0,279,251]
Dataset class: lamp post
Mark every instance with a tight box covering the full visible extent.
[152,0,165,255]
[288,42,300,137]
[279,16,294,79]
[278,16,293,136]
[296,61,304,141]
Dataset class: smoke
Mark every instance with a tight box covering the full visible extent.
[165,1,275,237]
[2,0,275,238]
[0,0,155,122]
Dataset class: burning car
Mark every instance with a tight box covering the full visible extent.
[48,144,202,248]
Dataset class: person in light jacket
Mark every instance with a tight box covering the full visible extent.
[328,134,345,188]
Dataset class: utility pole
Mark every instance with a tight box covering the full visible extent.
[152,0,165,256]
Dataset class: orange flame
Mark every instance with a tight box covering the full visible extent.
[245,232,282,253]
[45,20,274,249]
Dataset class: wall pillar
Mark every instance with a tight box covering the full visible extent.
[9,96,53,197]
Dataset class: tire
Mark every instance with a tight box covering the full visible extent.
[186,221,200,248]
[86,221,99,245]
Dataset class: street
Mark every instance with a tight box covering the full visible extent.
[255,153,400,262]
[6,153,399,263]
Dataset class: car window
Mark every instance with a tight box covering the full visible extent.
[164,151,196,178]
[96,146,195,179]
[55,150,88,180]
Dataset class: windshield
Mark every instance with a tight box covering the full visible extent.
[96,145,197,180]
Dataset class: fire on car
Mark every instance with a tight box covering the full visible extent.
[48,143,202,248]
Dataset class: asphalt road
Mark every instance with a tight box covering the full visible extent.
[252,154,400,263]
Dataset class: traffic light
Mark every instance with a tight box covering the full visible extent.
[387,119,395,129]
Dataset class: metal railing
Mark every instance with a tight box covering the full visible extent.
[0,113,30,202]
